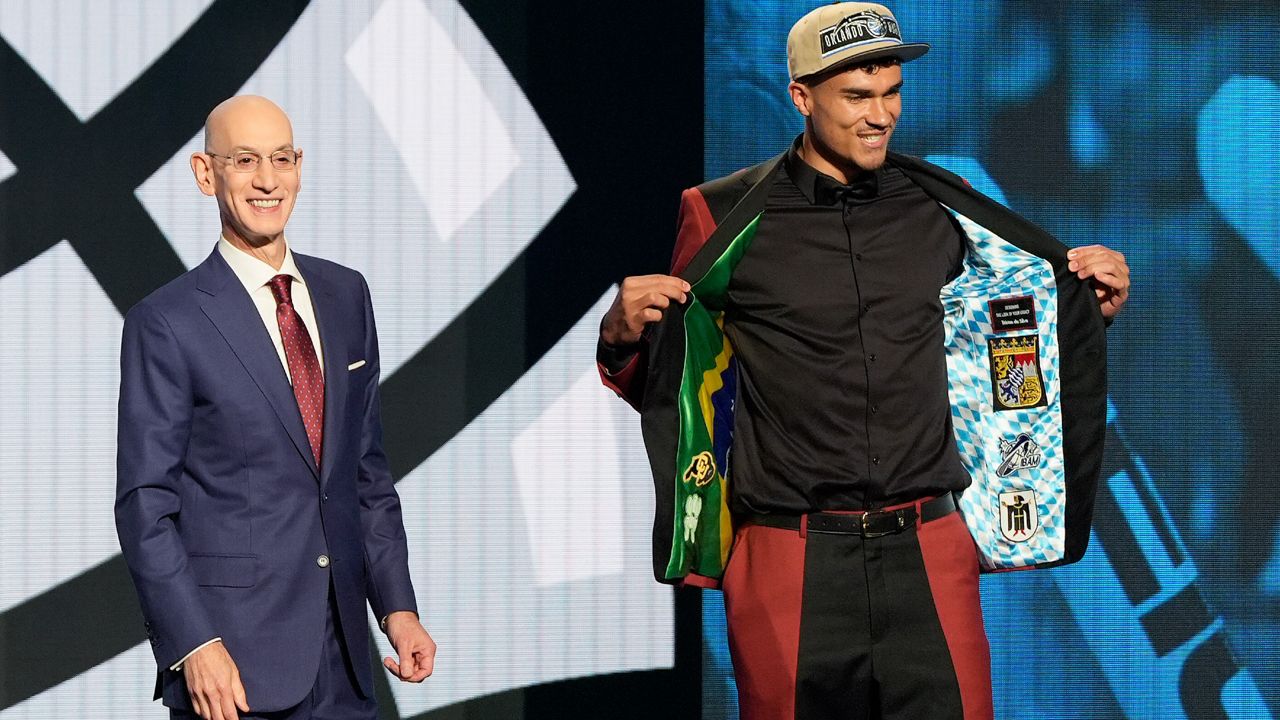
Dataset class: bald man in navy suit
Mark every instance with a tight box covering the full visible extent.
[116,96,436,720]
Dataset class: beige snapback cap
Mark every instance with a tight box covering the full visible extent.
[787,2,930,81]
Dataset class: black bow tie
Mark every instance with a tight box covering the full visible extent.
[815,170,878,205]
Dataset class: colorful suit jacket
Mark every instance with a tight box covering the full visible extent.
[600,152,1108,587]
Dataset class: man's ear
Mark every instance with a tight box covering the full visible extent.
[190,153,217,197]
[788,81,812,118]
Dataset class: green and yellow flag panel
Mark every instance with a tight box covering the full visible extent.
[666,215,760,580]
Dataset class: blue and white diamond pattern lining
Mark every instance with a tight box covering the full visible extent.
[941,208,1066,570]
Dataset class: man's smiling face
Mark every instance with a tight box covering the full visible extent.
[794,62,903,173]
[193,96,302,247]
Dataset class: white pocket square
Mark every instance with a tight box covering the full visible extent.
[347,360,366,371]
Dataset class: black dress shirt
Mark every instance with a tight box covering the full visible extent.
[723,146,971,513]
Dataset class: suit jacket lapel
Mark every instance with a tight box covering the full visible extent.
[296,256,348,492]
[196,249,320,479]
[890,152,1070,269]
[678,152,786,284]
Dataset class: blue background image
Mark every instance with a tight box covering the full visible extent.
[702,2,1280,718]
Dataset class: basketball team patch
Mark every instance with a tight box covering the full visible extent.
[819,10,902,57]
[988,335,1047,411]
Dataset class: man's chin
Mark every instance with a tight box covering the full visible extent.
[228,226,287,248]
[853,150,888,172]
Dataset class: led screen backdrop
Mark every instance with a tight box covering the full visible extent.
[5,1,1279,718]
[0,1,704,718]
[703,2,1280,719]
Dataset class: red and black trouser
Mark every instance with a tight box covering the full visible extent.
[721,493,993,720]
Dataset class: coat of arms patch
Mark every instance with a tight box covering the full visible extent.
[988,334,1048,411]
[999,489,1040,542]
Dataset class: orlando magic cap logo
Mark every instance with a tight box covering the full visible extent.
[787,2,930,81]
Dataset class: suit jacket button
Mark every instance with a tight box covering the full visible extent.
[316,554,331,568]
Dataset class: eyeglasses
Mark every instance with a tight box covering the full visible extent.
[206,149,299,173]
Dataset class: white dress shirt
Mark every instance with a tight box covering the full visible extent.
[170,237,326,672]
[217,236,325,380]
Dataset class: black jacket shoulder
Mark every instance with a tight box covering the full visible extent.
[695,154,785,225]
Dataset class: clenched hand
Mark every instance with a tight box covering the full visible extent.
[383,611,437,683]
[601,275,690,347]
[1067,245,1131,319]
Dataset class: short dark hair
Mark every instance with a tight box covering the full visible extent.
[801,56,901,85]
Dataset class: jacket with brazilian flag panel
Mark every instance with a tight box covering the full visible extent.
[598,150,1109,589]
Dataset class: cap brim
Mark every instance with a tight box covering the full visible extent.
[797,42,931,82]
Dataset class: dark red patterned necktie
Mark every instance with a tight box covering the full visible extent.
[268,274,324,467]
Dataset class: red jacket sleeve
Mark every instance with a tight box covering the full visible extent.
[669,186,717,276]
[597,186,719,409]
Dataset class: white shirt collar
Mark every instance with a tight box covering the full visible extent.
[217,236,305,295]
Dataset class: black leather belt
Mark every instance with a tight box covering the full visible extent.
[741,492,957,538]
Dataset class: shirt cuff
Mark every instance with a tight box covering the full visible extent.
[598,339,640,376]
[170,637,222,672]
[380,610,419,633]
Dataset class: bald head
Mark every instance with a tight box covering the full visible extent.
[191,95,302,257]
[203,95,293,153]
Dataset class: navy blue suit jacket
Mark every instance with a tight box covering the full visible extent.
[115,248,417,711]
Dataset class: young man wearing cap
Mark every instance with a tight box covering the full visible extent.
[598,3,1129,719]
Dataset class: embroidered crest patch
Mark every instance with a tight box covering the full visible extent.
[988,335,1048,411]
[683,450,716,487]
[996,433,1043,477]
[999,489,1039,542]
